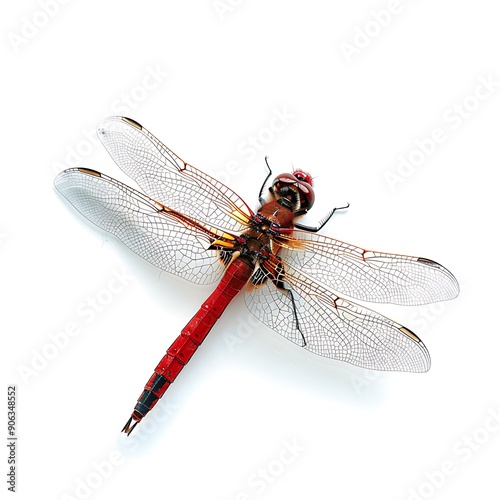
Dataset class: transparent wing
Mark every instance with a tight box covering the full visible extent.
[245,257,431,372]
[273,230,459,306]
[54,168,236,285]
[96,116,253,233]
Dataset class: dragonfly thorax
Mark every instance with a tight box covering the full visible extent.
[256,201,295,230]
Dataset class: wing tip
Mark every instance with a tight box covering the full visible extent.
[417,257,460,301]
[98,115,143,131]
[96,116,143,146]
[398,326,431,373]
[399,326,421,343]
[121,116,143,130]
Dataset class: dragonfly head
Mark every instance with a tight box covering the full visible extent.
[271,171,315,214]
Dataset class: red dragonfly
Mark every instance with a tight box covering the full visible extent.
[55,116,459,435]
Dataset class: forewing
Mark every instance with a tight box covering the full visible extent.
[274,230,459,306]
[96,116,253,233]
[54,168,233,285]
[245,258,431,372]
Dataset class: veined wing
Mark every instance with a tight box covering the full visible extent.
[273,230,459,306]
[245,256,431,372]
[96,116,253,233]
[54,168,236,285]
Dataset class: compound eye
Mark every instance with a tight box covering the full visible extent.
[292,170,313,186]
[296,183,315,211]
[271,172,315,211]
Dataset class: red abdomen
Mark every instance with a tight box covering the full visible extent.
[123,257,254,433]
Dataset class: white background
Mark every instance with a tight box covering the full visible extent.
[2,1,499,499]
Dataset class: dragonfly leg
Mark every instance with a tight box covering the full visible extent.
[294,202,350,233]
[286,289,306,347]
[258,157,274,205]
[273,261,307,347]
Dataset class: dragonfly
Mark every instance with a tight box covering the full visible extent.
[54,116,459,435]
